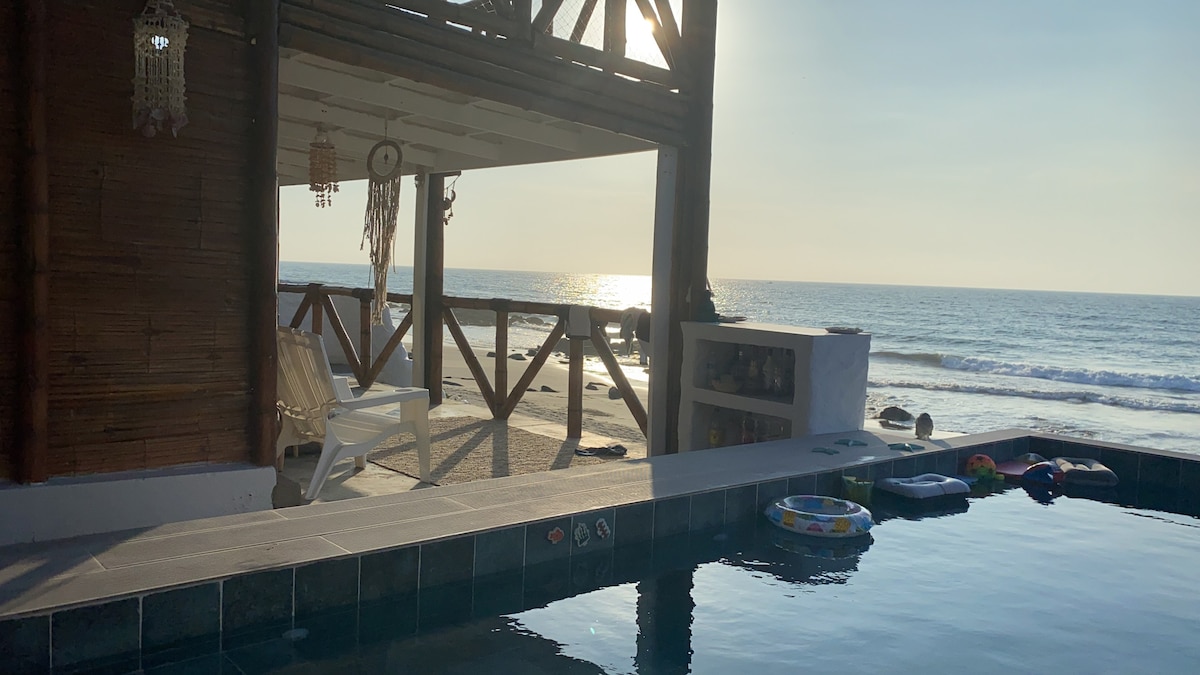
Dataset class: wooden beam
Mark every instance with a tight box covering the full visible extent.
[590,324,648,436]
[280,23,688,147]
[421,172,447,404]
[17,0,50,483]
[653,0,684,71]
[363,311,412,386]
[570,0,599,43]
[531,32,678,88]
[280,58,583,151]
[497,318,565,419]
[368,0,518,37]
[604,0,626,57]
[648,146,676,456]
[532,0,565,34]
[278,94,503,160]
[494,308,508,412]
[249,0,282,468]
[567,337,584,438]
[277,120,440,168]
[632,0,677,71]
[444,307,498,414]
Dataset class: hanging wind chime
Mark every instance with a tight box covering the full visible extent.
[132,0,189,138]
[308,125,338,207]
[362,130,404,325]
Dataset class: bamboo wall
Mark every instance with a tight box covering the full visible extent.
[1,0,261,479]
[1,4,18,480]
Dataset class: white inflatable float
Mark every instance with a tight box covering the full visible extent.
[875,473,970,499]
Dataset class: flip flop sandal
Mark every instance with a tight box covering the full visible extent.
[834,439,868,447]
[575,444,628,458]
[888,443,924,452]
[812,447,840,455]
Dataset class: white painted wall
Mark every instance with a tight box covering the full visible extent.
[0,463,276,546]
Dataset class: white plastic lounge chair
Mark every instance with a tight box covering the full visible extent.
[276,327,431,500]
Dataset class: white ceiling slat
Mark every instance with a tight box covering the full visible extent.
[277,119,440,170]
[279,58,582,152]
[279,94,503,161]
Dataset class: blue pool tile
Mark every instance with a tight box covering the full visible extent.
[935,451,958,476]
[786,474,816,497]
[570,549,615,594]
[651,533,694,573]
[689,491,725,531]
[142,583,220,669]
[1180,459,1200,491]
[1138,454,1181,491]
[654,496,691,539]
[144,653,239,674]
[868,461,894,480]
[522,559,571,610]
[475,526,526,575]
[0,614,49,675]
[472,571,524,619]
[991,440,1017,462]
[1061,441,1101,460]
[420,537,475,588]
[614,501,654,546]
[842,464,869,480]
[290,609,358,664]
[418,580,473,631]
[221,569,293,650]
[358,597,418,645]
[525,517,572,566]
[52,597,140,674]
[756,479,789,510]
[1100,448,1140,484]
[813,472,840,497]
[724,485,758,523]
[295,556,359,617]
[360,546,419,603]
[612,542,653,584]
[913,453,937,474]
[1012,436,1030,456]
[892,456,916,478]
[222,637,298,675]
[572,508,616,553]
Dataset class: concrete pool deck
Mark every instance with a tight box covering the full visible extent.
[1,429,1197,673]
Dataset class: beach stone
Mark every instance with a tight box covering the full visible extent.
[526,348,538,356]
[486,351,496,358]
[877,406,914,422]
[444,380,462,387]
[509,353,527,361]
[540,385,557,393]
[608,387,621,400]
[527,388,537,392]
[586,383,600,390]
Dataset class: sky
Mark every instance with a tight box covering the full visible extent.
[280,0,1199,297]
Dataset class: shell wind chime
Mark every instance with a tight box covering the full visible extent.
[132,0,189,138]
[308,125,339,207]
[362,137,404,325]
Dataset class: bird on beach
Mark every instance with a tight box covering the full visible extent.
[915,413,934,440]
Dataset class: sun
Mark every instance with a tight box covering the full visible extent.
[623,6,669,69]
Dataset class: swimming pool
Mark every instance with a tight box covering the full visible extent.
[199,484,1200,674]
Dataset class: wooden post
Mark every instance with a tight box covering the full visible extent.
[648,146,677,456]
[17,0,50,483]
[495,306,509,408]
[604,0,626,56]
[660,0,718,455]
[411,172,428,388]
[567,338,584,438]
[359,293,372,382]
[422,172,447,404]
[308,284,323,335]
[249,0,281,467]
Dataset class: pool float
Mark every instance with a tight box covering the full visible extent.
[995,453,1061,484]
[764,495,873,537]
[962,454,997,480]
[1051,457,1119,487]
[875,473,970,499]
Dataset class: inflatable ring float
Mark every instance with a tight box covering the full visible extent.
[764,495,873,537]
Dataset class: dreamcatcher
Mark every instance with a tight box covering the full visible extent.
[362,133,404,325]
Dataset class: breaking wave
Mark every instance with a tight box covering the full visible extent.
[871,351,1200,393]
[868,379,1200,415]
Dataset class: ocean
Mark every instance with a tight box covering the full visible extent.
[281,261,1200,456]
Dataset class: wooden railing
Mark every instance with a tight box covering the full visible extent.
[279,283,647,438]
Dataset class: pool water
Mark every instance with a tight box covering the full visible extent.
[219,486,1200,674]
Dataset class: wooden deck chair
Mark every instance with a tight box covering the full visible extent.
[276,326,431,500]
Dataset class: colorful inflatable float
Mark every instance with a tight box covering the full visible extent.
[994,453,1061,485]
[1051,457,1119,487]
[764,496,873,537]
[875,473,970,499]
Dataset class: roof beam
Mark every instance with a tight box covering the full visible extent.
[280,57,581,152]
[277,119,440,168]
[279,93,502,161]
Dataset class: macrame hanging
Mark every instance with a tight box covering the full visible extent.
[308,125,338,208]
[132,0,189,138]
[442,176,458,226]
[362,137,404,325]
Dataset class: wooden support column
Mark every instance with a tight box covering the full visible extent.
[17,0,50,483]
[567,338,584,438]
[661,0,718,454]
[648,146,677,456]
[248,0,281,467]
[494,305,508,407]
[420,172,452,404]
[411,172,429,388]
[604,0,625,55]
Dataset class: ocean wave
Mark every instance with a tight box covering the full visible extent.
[871,351,1200,393]
[868,379,1200,415]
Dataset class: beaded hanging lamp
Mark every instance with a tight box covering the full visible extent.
[308,125,339,208]
[132,0,189,138]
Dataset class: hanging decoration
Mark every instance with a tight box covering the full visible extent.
[132,0,189,138]
[442,175,458,226]
[362,135,404,325]
[308,125,338,208]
